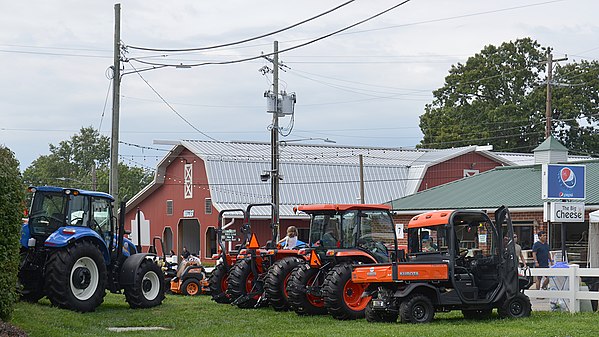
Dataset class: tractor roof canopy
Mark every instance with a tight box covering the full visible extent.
[30,186,114,201]
[296,204,390,213]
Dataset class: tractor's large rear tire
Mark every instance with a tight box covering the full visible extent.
[399,293,435,323]
[182,279,200,296]
[498,293,531,319]
[365,299,399,323]
[227,259,260,308]
[264,257,304,311]
[287,263,327,315]
[209,263,232,303]
[18,249,45,303]
[124,258,166,308]
[44,240,107,312]
[322,263,370,320]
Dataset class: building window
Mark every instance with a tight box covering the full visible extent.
[205,198,212,214]
[166,200,173,216]
[184,163,193,199]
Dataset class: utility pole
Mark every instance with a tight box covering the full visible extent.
[271,41,280,241]
[544,48,568,139]
[359,154,365,204]
[110,3,121,207]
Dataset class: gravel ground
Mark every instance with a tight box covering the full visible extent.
[0,320,28,337]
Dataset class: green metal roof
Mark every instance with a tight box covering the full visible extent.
[388,159,599,211]
[533,135,569,152]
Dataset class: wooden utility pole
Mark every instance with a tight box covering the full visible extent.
[544,49,568,139]
[271,41,280,240]
[110,3,121,206]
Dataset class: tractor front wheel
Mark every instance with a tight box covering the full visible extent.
[44,240,107,312]
[323,263,370,320]
[182,279,200,296]
[209,263,232,303]
[264,257,305,311]
[124,259,165,308]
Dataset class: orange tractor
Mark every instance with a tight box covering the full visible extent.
[208,208,247,303]
[226,203,307,309]
[352,206,532,323]
[286,204,402,320]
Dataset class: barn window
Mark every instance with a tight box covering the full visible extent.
[166,200,173,216]
[205,198,212,214]
[184,163,193,199]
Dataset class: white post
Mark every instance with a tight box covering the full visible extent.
[568,264,579,313]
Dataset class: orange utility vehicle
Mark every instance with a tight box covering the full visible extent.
[352,206,532,323]
[226,203,306,309]
[287,204,401,320]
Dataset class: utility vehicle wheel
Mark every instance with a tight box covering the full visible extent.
[227,259,260,308]
[264,257,304,311]
[182,279,200,296]
[124,258,166,308]
[399,294,435,324]
[462,308,493,320]
[322,263,370,320]
[44,240,107,312]
[287,263,327,315]
[498,293,531,319]
[18,249,45,303]
[209,263,232,303]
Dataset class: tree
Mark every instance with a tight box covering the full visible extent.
[419,38,599,155]
[23,126,153,199]
[0,145,25,320]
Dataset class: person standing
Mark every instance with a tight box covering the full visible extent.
[532,230,551,290]
[513,234,526,267]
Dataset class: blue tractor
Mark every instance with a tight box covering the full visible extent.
[18,186,166,312]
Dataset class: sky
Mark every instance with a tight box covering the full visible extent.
[1,0,598,172]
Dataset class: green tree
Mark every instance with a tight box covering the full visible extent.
[0,145,25,320]
[23,126,153,199]
[419,38,599,154]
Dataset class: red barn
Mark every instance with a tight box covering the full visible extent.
[124,141,511,262]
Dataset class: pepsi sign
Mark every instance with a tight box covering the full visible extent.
[542,164,586,200]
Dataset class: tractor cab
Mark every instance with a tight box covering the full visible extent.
[299,204,397,264]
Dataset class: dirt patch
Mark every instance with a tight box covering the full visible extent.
[0,320,28,337]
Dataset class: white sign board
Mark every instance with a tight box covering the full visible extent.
[546,202,585,223]
[395,224,404,239]
[183,209,194,217]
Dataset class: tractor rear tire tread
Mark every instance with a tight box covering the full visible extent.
[322,263,369,320]
[264,257,304,311]
[44,240,107,312]
[227,259,258,309]
[209,263,232,303]
[287,263,327,316]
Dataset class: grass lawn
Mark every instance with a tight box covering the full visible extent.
[10,293,599,337]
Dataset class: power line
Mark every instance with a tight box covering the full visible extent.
[125,0,356,52]
[127,0,412,69]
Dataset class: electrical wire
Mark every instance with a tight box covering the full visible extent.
[125,0,356,52]
[127,0,412,69]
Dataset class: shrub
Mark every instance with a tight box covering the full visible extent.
[0,146,25,321]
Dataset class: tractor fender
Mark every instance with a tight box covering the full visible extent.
[45,226,110,263]
[394,283,440,303]
[118,253,158,286]
[20,223,31,248]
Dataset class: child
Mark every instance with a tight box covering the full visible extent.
[278,226,298,249]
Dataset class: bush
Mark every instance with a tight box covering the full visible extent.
[0,146,25,321]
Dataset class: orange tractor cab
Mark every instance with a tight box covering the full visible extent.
[226,203,307,309]
[169,255,209,296]
[286,204,402,320]
[208,208,247,303]
[352,206,532,323]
